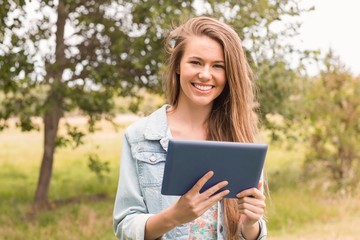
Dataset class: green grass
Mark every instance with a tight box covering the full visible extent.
[1,118,360,239]
[264,140,360,238]
[0,119,124,240]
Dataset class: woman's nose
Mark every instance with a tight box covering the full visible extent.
[198,66,211,80]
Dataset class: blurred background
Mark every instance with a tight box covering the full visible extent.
[1,0,359,239]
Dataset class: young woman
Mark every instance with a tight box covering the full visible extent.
[113,16,267,240]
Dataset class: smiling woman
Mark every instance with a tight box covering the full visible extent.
[113,16,267,240]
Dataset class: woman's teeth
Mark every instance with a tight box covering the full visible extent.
[193,84,212,91]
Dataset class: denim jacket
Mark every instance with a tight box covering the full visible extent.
[113,104,267,240]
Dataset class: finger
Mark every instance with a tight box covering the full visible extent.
[238,196,266,208]
[189,171,214,194]
[240,209,263,222]
[202,180,229,199]
[238,201,266,214]
[203,189,230,209]
[258,181,262,190]
[236,188,265,200]
[195,181,230,213]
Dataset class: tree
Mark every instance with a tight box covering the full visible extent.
[301,50,360,191]
[0,0,311,209]
[1,0,146,209]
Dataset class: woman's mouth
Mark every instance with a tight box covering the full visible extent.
[192,83,213,91]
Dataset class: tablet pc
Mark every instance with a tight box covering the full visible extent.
[161,139,268,198]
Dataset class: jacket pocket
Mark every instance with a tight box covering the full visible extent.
[135,151,166,187]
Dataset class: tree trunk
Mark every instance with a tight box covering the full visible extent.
[33,105,62,209]
[33,0,67,210]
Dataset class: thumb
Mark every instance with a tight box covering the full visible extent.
[257,181,263,190]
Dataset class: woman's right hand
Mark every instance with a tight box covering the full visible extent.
[145,171,229,240]
[169,171,230,225]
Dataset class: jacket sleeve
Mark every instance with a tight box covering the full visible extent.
[113,134,154,240]
[239,218,267,240]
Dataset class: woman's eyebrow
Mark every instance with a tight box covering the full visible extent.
[188,56,224,63]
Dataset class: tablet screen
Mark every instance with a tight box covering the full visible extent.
[161,139,267,198]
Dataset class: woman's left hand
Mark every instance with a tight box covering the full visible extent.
[236,182,266,227]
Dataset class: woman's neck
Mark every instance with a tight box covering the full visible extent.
[167,102,212,140]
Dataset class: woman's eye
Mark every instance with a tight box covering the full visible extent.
[190,61,201,65]
[214,64,224,69]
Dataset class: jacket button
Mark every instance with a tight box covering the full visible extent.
[220,225,223,232]
[149,155,156,162]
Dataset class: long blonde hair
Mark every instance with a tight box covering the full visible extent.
[164,16,260,239]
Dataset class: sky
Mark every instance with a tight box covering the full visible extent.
[296,0,360,75]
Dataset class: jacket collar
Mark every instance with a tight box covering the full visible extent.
[144,104,171,151]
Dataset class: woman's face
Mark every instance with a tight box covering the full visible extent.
[177,35,226,109]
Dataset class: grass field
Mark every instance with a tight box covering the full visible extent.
[1,116,359,240]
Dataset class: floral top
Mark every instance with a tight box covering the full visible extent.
[188,203,218,240]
